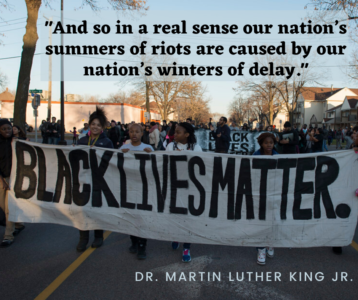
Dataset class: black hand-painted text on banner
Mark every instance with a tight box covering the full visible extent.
[8,140,358,247]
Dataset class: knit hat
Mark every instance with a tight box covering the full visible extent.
[0,119,12,127]
[284,121,291,128]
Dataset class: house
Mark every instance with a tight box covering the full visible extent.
[294,86,358,128]
[0,88,15,118]
[340,96,358,128]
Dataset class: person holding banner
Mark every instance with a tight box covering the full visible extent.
[210,116,231,153]
[120,123,154,260]
[75,107,114,252]
[277,121,299,154]
[166,122,202,262]
[0,119,26,247]
[253,132,278,265]
[332,127,358,255]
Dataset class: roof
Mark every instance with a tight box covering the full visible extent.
[345,96,358,108]
[0,88,15,101]
[300,87,358,101]
[323,118,335,124]
[325,104,342,112]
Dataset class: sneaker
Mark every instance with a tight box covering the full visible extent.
[91,237,103,248]
[76,239,88,252]
[266,247,274,258]
[0,239,13,248]
[13,225,25,236]
[129,242,138,254]
[172,241,180,250]
[257,248,266,265]
[182,248,191,263]
[137,244,146,260]
[332,247,342,255]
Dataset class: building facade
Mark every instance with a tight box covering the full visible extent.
[0,99,161,131]
[293,86,358,128]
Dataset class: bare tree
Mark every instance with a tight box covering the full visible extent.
[306,1,358,22]
[0,69,7,90]
[305,1,358,80]
[235,54,285,125]
[11,0,147,130]
[228,96,249,125]
[272,53,325,122]
[173,80,212,123]
[107,91,127,103]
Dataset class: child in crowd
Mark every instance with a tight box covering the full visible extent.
[253,133,278,265]
[12,125,29,141]
[166,122,202,262]
[120,123,153,260]
[71,127,77,144]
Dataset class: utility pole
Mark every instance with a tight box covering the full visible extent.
[58,0,66,145]
[43,15,52,120]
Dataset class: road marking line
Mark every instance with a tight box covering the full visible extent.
[34,231,112,300]
[351,241,358,252]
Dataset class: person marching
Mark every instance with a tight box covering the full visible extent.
[166,122,202,262]
[210,116,231,153]
[0,119,26,247]
[253,133,278,265]
[75,107,114,252]
[119,123,153,260]
[13,125,29,141]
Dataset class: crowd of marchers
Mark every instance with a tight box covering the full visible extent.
[1,111,358,266]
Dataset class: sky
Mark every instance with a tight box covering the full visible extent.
[0,0,356,116]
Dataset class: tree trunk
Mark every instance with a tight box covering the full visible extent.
[269,99,273,125]
[145,81,151,122]
[13,0,41,130]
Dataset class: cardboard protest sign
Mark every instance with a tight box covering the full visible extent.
[8,140,358,247]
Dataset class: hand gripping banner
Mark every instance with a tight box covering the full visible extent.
[8,140,358,247]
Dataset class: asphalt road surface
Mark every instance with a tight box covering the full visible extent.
[1,144,357,300]
[1,224,357,300]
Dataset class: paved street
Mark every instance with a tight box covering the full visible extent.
[1,144,357,300]
[0,223,357,300]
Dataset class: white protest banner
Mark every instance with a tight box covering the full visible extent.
[8,140,358,247]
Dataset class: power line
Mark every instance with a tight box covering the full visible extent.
[0,53,42,60]
[0,17,26,24]
[0,21,27,27]
[0,25,42,32]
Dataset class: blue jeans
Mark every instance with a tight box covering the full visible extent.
[183,243,191,249]
[322,139,328,151]
[48,137,59,145]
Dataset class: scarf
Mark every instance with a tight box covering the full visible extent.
[149,125,158,133]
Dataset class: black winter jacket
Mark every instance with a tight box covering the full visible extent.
[77,132,114,149]
[0,135,13,178]
[211,124,231,152]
